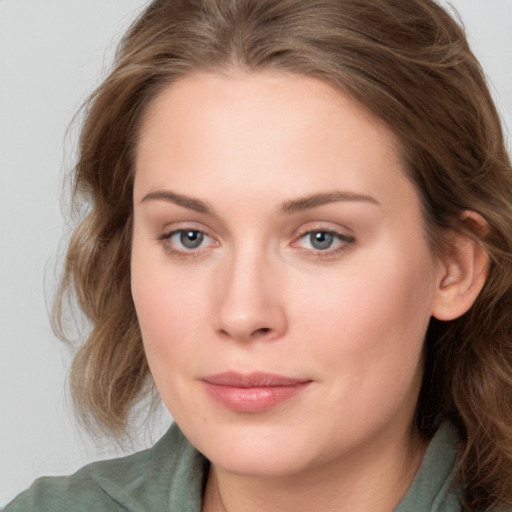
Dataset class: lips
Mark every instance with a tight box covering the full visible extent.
[201,372,312,413]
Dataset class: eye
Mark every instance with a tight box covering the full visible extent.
[294,229,354,253]
[158,228,216,255]
[305,231,336,250]
[173,229,206,249]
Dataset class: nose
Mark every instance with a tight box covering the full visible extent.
[213,249,287,343]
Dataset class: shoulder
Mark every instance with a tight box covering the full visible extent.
[4,472,118,512]
[4,423,207,512]
[4,444,154,512]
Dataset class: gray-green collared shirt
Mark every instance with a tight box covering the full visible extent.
[5,422,462,511]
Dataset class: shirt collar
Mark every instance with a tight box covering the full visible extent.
[92,422,460,512]
[395,422,461,511]
[92,423,207,512]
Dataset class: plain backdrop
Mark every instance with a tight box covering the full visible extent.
[1,0,511,506]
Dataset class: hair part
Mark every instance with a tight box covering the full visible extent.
[55,0,512,508]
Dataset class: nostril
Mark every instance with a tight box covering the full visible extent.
[253,327,271,337]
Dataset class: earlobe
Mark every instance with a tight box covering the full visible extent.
[431,211,490,321]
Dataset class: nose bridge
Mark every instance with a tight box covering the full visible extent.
[214,242,286,342]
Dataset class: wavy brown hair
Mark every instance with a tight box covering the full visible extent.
[55,0,512,509]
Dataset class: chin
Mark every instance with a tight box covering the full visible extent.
[184,420,326,477]
[209,444,315,478]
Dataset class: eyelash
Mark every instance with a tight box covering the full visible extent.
[157,227,355,260]
[157,228,217,259]
[292,229,355,258]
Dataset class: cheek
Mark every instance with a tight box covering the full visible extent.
[132,274,205,357]
[131,226,208,334]
[286,263,433,441]
[291,237,436,393]
[131,267,211,428]
[130,238,205,386]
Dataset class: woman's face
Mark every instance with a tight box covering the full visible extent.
[131,72,443,477]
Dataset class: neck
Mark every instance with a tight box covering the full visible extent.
[202,423,428,512]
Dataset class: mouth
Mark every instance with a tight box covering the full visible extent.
[201,371,313,413]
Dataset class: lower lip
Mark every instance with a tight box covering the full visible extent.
[203,382,310,413]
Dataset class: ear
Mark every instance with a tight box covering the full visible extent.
[431,211,490,321]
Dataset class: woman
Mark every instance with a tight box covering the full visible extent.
[6,0,512,510]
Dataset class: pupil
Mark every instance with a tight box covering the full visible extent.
[311,231,333,250]
[180,230,203,249]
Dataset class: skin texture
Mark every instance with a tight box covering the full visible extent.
[131,72,487,512]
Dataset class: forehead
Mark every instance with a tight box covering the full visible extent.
[134,71,411,209]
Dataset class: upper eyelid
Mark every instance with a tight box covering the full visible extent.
[159,223,215,238]
[293,229,354,245]
[298,227,352,236]
[292,222,354,239]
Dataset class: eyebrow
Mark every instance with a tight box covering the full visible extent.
[278,191,380,214]
[140,190,213,214]
[140,189,380,215]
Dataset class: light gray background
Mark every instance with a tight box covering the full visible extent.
[1,0,511,506]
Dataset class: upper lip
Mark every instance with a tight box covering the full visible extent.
[201,371,312,388]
